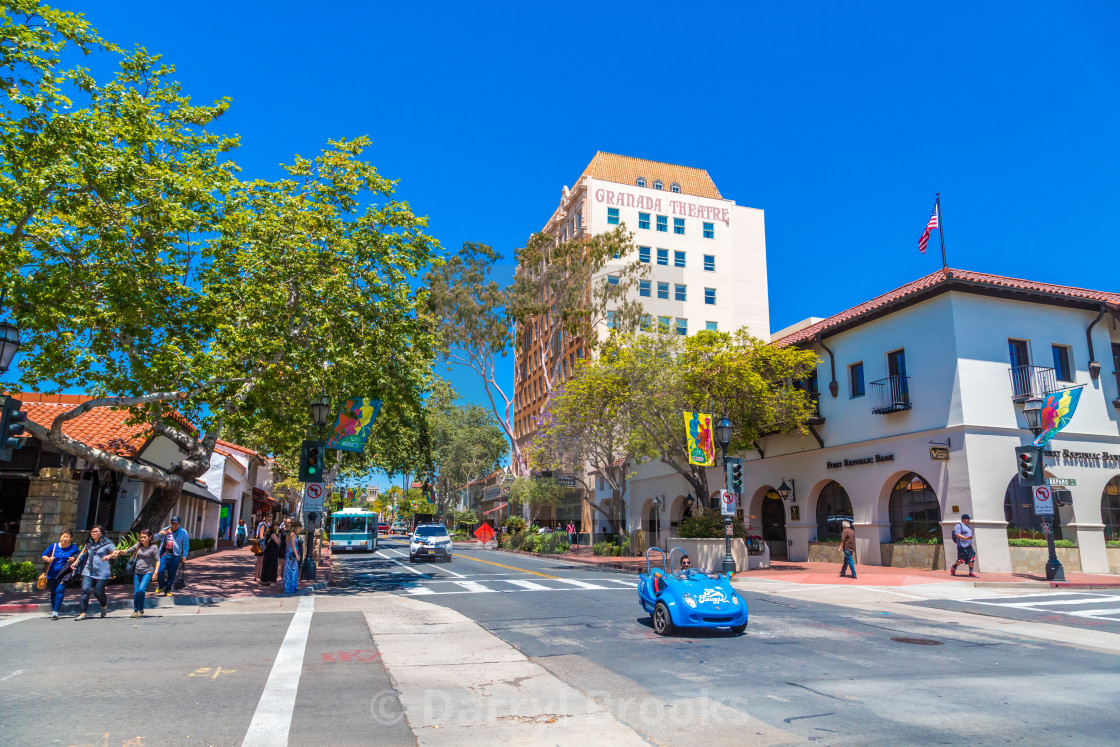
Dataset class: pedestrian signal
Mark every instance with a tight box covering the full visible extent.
[299,440,325,482]
[0,396,27,462]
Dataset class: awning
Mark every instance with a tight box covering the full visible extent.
[182,479,222,505]
[252,487,278,506]
[482,502,508,516]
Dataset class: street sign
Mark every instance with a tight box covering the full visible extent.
[929,446,950,462]
[1046,478,1077,487]
[554,474,577,487]
[474,523,495,544]
[304,482,325,513]
[1032,485,1054,516]
[720,489,737,516]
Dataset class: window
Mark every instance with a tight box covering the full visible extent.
[639,280,651,297]
[656,248,668,265]
[849,362,865,397]
[704,287,716,305]
[889,473,941,541]
[1009,339,1031,396]
[607,310,616,329]
[706,321,718,331]
[673,217,685,235]
[1104,476,1120,542]
[703,254,715,272]
[674,283,686,301]
[670,182,680,193]
[640,314,652,331]
[638,212,650,230]
[658,315,671,332]
[653,180,663,190]
[636,177,646,188]
[576,212,582,231]
[639,246,650,263]
[607,274,619,286]
[657,281,669,299]
[612,249,620,259]
[607,207,619,225]
[675,317,688,336]
[816,481,854,540]
[656,215,668,232]
[673,250,685,268]
[703,222,714,239]
[1052,345,1072,382]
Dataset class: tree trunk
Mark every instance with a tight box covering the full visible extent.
[130,480,184,533]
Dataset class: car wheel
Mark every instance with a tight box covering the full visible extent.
[409,554,416,563]
[730,622,747,635]
[652,602,674,636]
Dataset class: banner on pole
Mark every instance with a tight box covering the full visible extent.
[1033,386,1084,448]
[683,411,715,466]
[325,398,382,453]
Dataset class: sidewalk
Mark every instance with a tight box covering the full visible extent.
[734,559,1120,588]
[0,544,332,613]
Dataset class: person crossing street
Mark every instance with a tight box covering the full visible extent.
[951,514,978,577]
[156,516,190,595]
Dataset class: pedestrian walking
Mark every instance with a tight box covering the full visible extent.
[950,514,979,577]
[73,525,115,620]
[259,523,281,586]
[155,516,189,595]
[283,520,302,594]
[235,519,247,549]
[839,520,858,579]
[566,521,576,546]
[40,529,80,619]
[253,515,268,577]
[109,529,161,618]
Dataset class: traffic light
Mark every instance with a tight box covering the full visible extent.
[0,395,27,462]
[299,440,325,482]
[1015,445,1043,486]
[724,457,743,494]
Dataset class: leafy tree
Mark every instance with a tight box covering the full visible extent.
[451,507,477,529]
[507,475,570,525]
[426,378,507,517]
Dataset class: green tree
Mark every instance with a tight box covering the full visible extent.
[507,475,568,525]
[427,378,508,517]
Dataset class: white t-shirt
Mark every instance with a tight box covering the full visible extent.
[954,523,973,548]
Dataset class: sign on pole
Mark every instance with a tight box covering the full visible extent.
[720,489,737,516]
[473,523,495,544]
[1032,484,1054,516]
[304,482,325,513]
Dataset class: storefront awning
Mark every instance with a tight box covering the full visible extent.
[482,502,508,516]
[252,487,278,506]
[182,480,221,505]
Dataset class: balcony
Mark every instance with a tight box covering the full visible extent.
[806,391,825,425]
[871,375,911,414]
[1008,365,1057,403]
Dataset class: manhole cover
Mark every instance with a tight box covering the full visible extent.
[891,636,943,646]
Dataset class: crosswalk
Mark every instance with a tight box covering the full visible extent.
[960,591,1120,622]
[402,577,638,596]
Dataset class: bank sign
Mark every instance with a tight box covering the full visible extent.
[827,454,894,470]
[1044,449,1120,466]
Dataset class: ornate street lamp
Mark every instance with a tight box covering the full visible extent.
[1020,395,1061,579]
[0,311,20,374]
[310,394,331,427]
[1022,395,1043,436]
[715,416,733,455]
[777,479,796,503]
[716,415,735,575]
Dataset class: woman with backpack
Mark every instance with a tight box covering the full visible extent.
[40,528,80,620]
[71,525,115,620]
[108,528,161,618]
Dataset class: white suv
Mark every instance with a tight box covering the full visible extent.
[409,524,453,563]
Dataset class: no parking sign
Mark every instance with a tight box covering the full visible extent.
[1032,485,1054,516]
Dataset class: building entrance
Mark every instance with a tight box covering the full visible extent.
[761,491,787,560]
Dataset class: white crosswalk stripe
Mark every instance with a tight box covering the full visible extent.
[454,581,498,594]
[387,577,635,596]
[960,591,1120,622]
[552,579,610,590]
[506,580,553,591]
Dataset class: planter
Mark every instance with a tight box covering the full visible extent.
[672,538,766,572]
[807,542,841,563]
[1009,545,1082,574]
[880,542,945,570]
[1109,547,1120,575]
[0,582,35,593]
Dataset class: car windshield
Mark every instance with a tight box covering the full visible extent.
[333,517,367,533]
[675,569,719,580]
[415,526,448,537]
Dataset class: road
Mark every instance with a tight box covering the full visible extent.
[1,536,1118,746]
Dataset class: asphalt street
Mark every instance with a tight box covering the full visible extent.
[905,590,1120,633]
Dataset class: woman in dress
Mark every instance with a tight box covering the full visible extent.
[109,528,161,618]
[259,523,281,586]
[72,525,115,620]
[41,528,80,620]
[283,520,302,594]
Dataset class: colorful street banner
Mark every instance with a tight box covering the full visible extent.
[1033,386,1084,447]
[683,411,715,466]
[325,398,382,453]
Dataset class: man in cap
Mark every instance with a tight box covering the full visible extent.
[838,520,857,578]
[156,516,190,595]
[951,514,978,577]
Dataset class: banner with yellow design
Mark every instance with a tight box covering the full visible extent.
[683,411,715,466]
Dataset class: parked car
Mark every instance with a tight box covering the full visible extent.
[378,522,390,534]
[409,523,453,563]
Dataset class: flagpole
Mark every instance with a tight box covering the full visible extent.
[936,192,947,269]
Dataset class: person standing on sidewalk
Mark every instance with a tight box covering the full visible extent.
[283,520,302,594]
[839,520,858,579]
[259,523,281,586]
[951,514,978,577]
[41,529,80,619]
[155,517,189,595]
[235,519,247,549]
[73,525,115,620]
[566,522,576,546]
[109,529,161,618]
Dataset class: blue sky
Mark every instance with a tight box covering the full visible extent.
[9,2,1120,487]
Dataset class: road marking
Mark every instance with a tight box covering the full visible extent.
[457,554,561,579]
[406,586,435,595]
[1068,608,1120,621]
[241,595,314,747]
[552,578,610,590]
[453,580,497,593]
[506,580,552,591]
[969,597,1115,609]
[0,615,34,628]
[375,550,425,576]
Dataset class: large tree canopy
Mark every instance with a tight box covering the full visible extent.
[426,378,508,517]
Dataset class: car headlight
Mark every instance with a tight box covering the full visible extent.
[732,595,740,606]
[683,593,697,609]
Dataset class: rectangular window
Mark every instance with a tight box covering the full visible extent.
[703,222,714,239]
[640,314,652,331]
[639,246,650,263]
[607,274,619,286]
[656,248,668,265]
[1052,344,1072,382]
[674,250,685,268]
[607,310,616,329]
[657,281,669,299]
[675,317,688,336]
[607,207,619,225]
[704,287,716,305]
[658,315,671,332]
[656,215,668,232]
[673,217,685,235]
[576,212,582,231]
[638,212,650,230]
[612,250,620,259]
[706,321,718,331]
[703,254,715,272]
[674,283,687,301]
[849,362,865,397]
[639,280,651,297]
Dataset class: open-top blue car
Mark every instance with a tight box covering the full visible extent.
[638,547,748,636]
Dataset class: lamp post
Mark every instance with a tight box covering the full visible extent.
[715,415,735,575]
[302,395,331,581]
[0,290,20,375]
[1023,396,1063,581]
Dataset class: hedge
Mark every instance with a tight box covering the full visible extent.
[1008,538,1075,547]
[0,558,37,583]
[188,538,216,552]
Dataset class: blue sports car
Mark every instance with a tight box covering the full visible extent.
[638,547,748,636]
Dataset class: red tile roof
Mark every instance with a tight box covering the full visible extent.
[215,438,265,461]
[773,268,1120,347]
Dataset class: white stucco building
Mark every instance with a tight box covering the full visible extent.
[623,268,1120,574]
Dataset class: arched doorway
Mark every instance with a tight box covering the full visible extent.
[1103,475,1120,542]
[761,488,787,559]
[815,481,853,541]
[1004,476,1065,541]
[888,472,941,542]
[645,501,661,548]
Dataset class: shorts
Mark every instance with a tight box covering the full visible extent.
[957,545,976,563]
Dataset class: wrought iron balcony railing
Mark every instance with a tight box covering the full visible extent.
[871,375,911,414]
[1008,365,1057,402]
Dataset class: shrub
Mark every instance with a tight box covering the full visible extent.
[450,531,468,541]
[1107,541,1120,548]
[0,558,38,583]
[896,537,942,544]
[509,530,526,550]
[678,513,748,539]
[496,531,510,549]
[539,533,570,554]
[504,516,526,533]
[519,532,542,553]
[592,541,615,556]
[1008,538,1076,547]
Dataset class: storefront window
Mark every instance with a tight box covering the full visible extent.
[888,472,941,541]
[1103,476,1120,542]
[815,481,853,541]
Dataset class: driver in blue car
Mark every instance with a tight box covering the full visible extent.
[676,554,693,579]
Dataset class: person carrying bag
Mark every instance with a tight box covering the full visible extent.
[108,529,161,618]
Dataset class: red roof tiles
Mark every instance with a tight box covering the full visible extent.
[18,401,152,457]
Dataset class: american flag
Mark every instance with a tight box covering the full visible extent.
[918,201,939,254]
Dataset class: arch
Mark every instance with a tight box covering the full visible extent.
[814,480,853,541]
[1103,475,1120,541]
[888,472,941,541]
[759,487,786,559]
[638,497,661,548]
[652,179,664,190]
[636,176,646,188]
[670,182,681,193]
[746,484,776,528]
[667,493,693,531]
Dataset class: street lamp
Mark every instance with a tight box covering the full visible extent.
[777,479,796,503]
[1022,396,1043,436]
[1021,395,1062,580]
[311,394,331,427]
[0,289,20,375]
[302,395,331,582]
[715,415,735,575]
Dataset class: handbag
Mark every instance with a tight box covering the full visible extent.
[38,545,55,589]
[173,561,186,590]
[126,555,137,574]
[250,538,263,556]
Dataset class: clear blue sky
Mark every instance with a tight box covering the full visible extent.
[12,2,1120,486]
